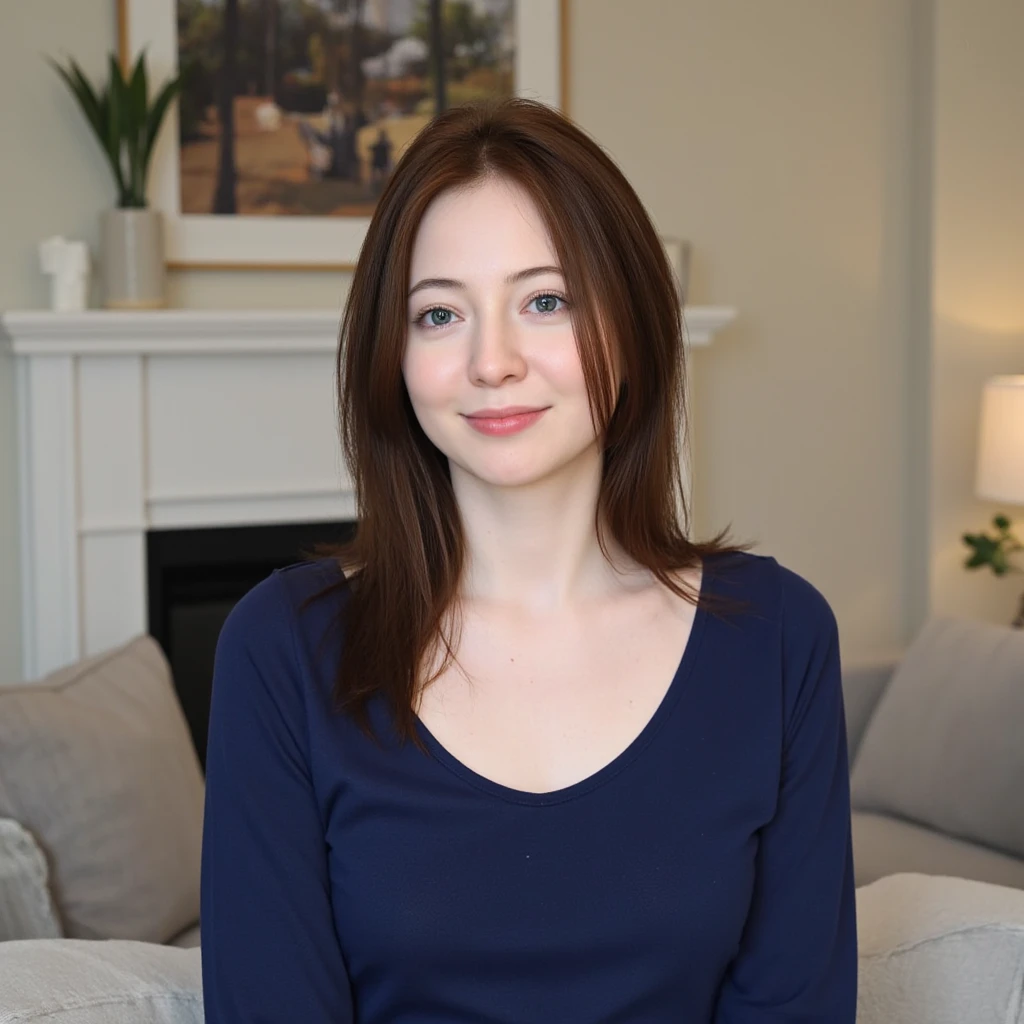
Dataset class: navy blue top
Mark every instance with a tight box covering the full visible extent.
[200,550,857,1022]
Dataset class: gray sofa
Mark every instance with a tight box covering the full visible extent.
[1,613,1024,1022]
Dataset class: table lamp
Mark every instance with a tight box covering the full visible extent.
[965,375,1024,626]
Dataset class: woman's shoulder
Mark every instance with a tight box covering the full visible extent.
[212,558,353,715]
[218,557,350,652]
[274,555,352,598]
[704,549,835,623]
[703,551,841,733]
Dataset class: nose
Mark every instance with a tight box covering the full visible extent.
[467,310,527,386]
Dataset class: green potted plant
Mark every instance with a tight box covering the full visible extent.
[963,514,1024,627]
[48,50,180,309]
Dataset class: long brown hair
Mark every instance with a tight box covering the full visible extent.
[303,97,755,754]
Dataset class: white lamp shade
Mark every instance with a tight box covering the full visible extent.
[976,376,1024,505]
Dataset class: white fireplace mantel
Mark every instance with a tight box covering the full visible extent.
[1,306,736,683]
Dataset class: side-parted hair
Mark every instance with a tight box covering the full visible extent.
[303,97,755,753]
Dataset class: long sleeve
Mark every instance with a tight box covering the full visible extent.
[713,569,858,1022]
[200,571,355,1023]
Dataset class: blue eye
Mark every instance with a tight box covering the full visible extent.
[427,308,453,327]
[410,306,457,330]
[529,293,566,315]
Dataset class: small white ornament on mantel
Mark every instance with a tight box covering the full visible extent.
[39,236,90,312]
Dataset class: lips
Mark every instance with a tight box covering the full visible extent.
[464,406,547,419]
[462,408,548,436]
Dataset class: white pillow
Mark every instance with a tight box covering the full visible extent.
[857,872,1024,1024]
[0,939,202,1023]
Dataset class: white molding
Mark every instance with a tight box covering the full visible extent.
[0,310,340,354]
[77,520,150,537]
[147,491,358,530]
[15,357,33,675]
[16,355,81,679]
[146,482,351,506]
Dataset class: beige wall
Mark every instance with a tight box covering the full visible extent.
[2,0,1019,683]
[930,2,1024,622]
[572,0,922,661]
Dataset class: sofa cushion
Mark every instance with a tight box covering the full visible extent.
[0,938,202,1023]
[856,872,1024,1024]
[853,811,1024,890]
[850,615,1024,860]
[0,817,62,941]
[0,635,205,944]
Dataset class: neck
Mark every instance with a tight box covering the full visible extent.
[450,442,642,614]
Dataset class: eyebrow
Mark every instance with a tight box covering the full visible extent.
[408,265,563,297]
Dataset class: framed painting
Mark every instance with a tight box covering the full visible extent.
[118,0,569,269]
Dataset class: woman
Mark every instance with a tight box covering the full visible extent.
[200,98,857,1022]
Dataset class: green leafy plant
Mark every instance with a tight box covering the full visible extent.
[962,514,1024,575]
[47,50,181,209]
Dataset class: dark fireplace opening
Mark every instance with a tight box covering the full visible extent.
[146,519,358,773]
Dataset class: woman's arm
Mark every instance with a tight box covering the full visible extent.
[713,568,858,1022]
[200,573,355,1023]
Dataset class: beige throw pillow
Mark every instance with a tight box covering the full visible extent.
[0,635,205,943]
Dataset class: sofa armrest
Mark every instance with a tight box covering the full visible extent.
[856,872,1024,1024]
[0,938,202,1023]
[842,655,900,768]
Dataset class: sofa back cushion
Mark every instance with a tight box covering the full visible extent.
[841,656,899,766]
[850,615,1024,860]
[0,635,205,944]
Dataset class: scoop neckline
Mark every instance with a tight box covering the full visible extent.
[412,561,713,807]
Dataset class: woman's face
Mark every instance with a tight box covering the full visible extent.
[403,176,606,491]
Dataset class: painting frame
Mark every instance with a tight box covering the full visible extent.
[118,0,570,270]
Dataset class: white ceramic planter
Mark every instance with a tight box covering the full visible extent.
[100,208,166,309]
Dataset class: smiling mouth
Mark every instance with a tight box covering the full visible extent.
[462,408,548,435]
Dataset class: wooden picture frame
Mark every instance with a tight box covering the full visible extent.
[118,0,570,270]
